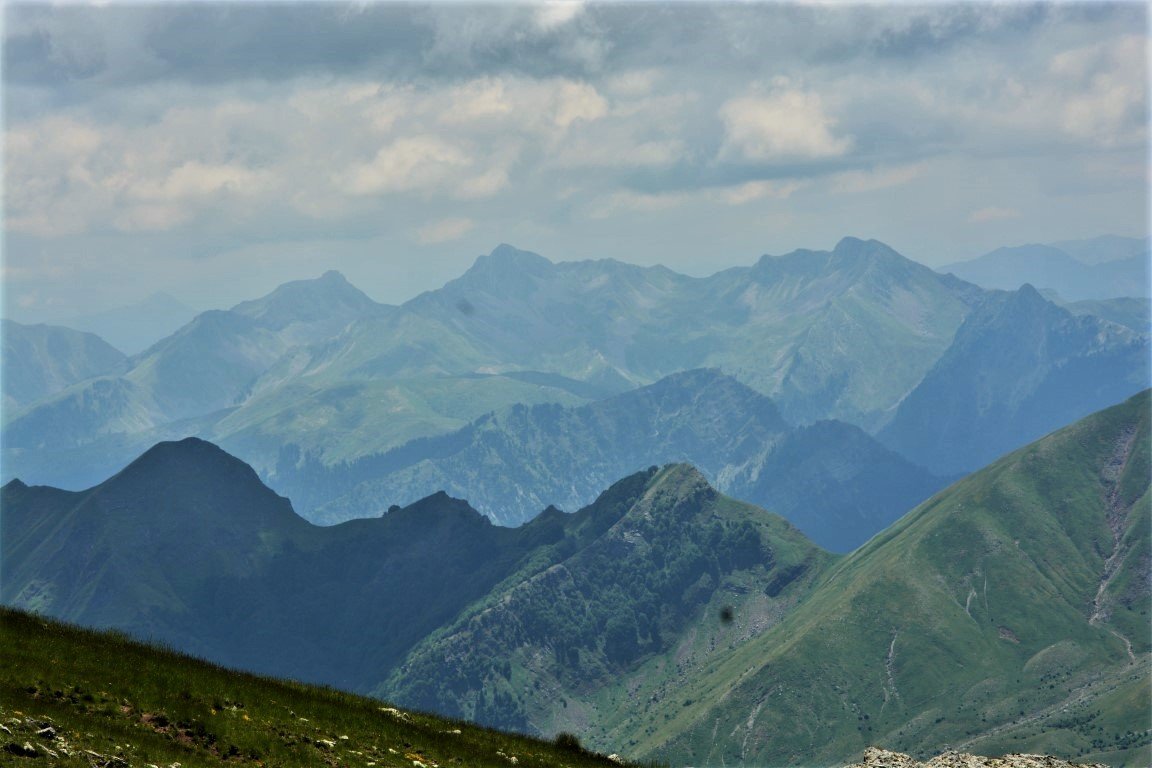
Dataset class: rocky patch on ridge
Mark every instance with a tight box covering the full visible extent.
[847,747,1106,768]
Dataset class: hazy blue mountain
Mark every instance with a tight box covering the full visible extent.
[940,236,1149,300]
[1,272,398,486]
[230,269,391,346]
[880,284,1149,474]
[1060,297,1151,334]
[65,292,198,355]
[724,419,951,553]
[4,239,985,492]
[1,319,126,412]
[7,240,1140,505]
[282,369,945,552]
[1052,234,1150,265]
[306,238,983,430]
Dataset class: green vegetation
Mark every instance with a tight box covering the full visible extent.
[624,391,1150,767]
[0,607,651,768]
[380,465,831,736]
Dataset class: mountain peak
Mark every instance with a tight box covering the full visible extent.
[391,490,491,528]
[470,245,552,275]
[833,236,903,261]
[230,270,382,330]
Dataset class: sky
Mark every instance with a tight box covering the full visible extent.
[3,1,1149,322]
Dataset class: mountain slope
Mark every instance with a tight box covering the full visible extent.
[1,319,126,411]
[0,607,637,768]
[881,285,1149,474]
[0,438,548,690]
[377,464,832,737]
[628,391,1150,767]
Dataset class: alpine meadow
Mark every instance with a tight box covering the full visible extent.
[2,3,1149,768]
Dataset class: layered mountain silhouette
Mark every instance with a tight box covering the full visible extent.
[3,393,1148,766]
[3,239,1146,535]
[2,319,126,411]
[880,284,1150,474]
[276,369,945,552]
[941,235,1149,301]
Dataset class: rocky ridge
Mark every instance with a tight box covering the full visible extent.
[847,747,1106,768]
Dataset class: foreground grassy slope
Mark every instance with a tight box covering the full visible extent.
[0,607,647,768]
[631,391,1151,767]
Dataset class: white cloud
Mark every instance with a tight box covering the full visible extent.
[415,217,475,245]
[720,85,853,162]
[338,136,473,196]
[968,206,1021,223]
[534,1,584,32]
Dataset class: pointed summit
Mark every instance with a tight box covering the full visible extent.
[467,245,553,278]
[231,270,383,331]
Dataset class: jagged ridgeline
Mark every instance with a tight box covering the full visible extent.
[2,392,1149,767]
[0,607,646,768]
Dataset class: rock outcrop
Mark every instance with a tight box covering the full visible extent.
[847,747,1107,768]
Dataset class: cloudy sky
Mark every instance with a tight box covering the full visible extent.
[3,1,1148,322]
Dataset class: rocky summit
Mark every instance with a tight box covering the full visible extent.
[847,747,1107,768]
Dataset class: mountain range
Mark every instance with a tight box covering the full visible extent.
[277,368,947,553]
[940,235,1149,301]
[3,238,1146,545]
[3,392,1148,766]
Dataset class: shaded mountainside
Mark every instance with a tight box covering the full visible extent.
[0,607,642,768]
[881,285,1149,475]
[377,464,830,736]
[1,319,126,412]
[626,391,1150,767]
[278,369,945,552]
[2,438,544,691]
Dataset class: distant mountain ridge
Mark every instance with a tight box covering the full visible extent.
[1,319,127,412]
[940,235,1149,301]
[3,239,1146,531]
[881,283,1149,474]
[278,369,945,552]
[3,393,1147,766]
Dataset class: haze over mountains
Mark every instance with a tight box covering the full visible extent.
[280,368,947,552]
[940,235,1149,302]
[3,237,1147,550]
[3,393,1148,766]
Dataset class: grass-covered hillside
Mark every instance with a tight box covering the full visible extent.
[0,607,649,768]
[630,391,1150,767]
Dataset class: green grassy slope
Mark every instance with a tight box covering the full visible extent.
[631,391,1151,767]
[0,607,647,768]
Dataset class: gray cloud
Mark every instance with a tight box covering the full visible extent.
[2,2,1147,322]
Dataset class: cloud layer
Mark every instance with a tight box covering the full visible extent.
[3,2,1148,318]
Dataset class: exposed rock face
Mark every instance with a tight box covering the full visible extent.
[847,747,1107,768]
